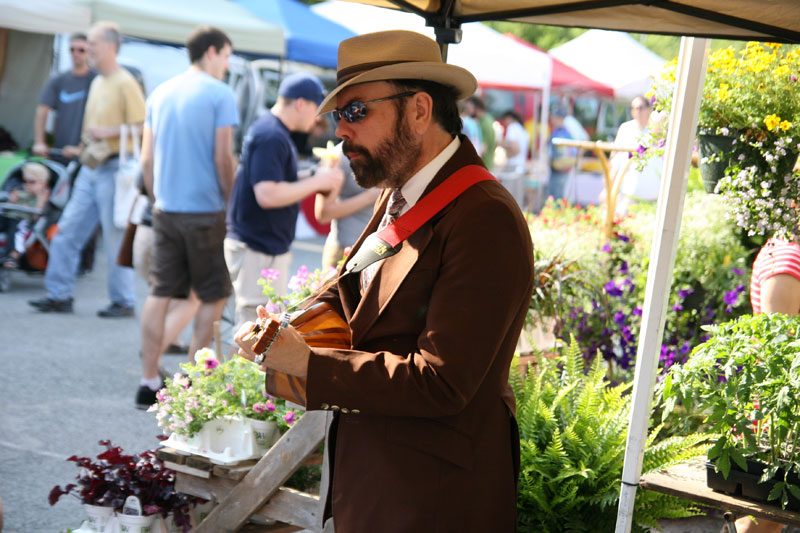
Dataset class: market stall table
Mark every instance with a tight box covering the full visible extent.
[639,457,800,529]
[551,138,638,239]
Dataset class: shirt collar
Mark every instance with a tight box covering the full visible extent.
[398,136,460,212]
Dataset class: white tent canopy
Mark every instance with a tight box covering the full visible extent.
[311,0,551,90]
[550,29,665,101]
[0,0,91,35]
[75,0,285,57]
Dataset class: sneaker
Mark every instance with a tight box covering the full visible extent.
[135,382,164,410]
[28,297,73,313]
[97,303,135,318]
[164,342,189,355]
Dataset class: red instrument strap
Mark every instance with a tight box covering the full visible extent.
[376,164,496,248]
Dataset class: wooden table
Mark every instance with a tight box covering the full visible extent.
[160,411,333,533]
[640,457,800,527]
[551,138,638,239]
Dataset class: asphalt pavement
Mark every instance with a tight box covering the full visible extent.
[0,235,325,533]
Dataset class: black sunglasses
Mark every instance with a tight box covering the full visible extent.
[332,91,416,123]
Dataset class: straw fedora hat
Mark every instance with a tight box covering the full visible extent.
[318,30,477,114]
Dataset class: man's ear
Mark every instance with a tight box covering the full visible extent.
[410,91,434,135]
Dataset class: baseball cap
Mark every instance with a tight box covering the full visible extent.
[278,73,325,105]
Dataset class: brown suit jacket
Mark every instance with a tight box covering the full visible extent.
[306,138,534,532]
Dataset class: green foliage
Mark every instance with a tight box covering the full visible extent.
[657,313,800,508]
[512,340,712,532]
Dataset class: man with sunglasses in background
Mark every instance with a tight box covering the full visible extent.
[235,30,534,531]
[225,73,343,330]
[33,33,97,165]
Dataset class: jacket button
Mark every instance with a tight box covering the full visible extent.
[331,405,340,412]
[320,403,330,410]
[351,409,360,415]
[340,408,350,414]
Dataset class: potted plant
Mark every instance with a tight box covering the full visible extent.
[49,440,197,532]
[152,349,300,462]
[644,42,800,237]
[259,264,338,314]
[657,313,800,510]
[512,339,713,532]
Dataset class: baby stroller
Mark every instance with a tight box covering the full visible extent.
[0,154,75,292]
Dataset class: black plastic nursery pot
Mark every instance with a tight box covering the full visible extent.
[706,459,800,511]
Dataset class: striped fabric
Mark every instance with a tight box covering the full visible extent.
[750,237,800,314]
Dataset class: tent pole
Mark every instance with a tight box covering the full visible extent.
[613,35,708,533]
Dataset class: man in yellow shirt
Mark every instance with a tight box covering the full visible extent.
[29,21,145,316]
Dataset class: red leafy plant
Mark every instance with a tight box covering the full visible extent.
[49,440,199,531]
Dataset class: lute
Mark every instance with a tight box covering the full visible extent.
[248,301,351,406]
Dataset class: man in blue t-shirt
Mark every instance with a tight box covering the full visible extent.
[225,73,343,329]
[136,26,239,409]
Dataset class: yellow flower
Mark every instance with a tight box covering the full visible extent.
[717,84,731,102]
[764,114,782,131]
[774,64,790,78]
[780,120,793,131]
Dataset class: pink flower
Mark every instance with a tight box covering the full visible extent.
[226,384,235,395]
[204,358,219,370]
[261,268,281,281]
[266,400,276,412]
[253,403,267,413]
[265,302,281,314]
[283,411,295,424]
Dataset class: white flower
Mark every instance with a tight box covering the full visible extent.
[194,347,217,364]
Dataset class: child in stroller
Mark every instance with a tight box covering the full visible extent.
[0,157,73,291]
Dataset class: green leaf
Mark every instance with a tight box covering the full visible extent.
[728,447,748,472]
[768,481,785,502]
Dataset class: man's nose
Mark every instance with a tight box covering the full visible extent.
[334,119,352,140]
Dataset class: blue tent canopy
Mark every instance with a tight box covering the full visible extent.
[235,0,354,69]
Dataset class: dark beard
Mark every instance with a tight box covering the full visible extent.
[344,111,423,189]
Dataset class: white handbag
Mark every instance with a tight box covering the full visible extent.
[113,124,142,229]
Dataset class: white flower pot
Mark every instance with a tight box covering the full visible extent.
[247,418,280,452]
[115,512,156,533]
[83,504,115,532]
[162,415,272,464]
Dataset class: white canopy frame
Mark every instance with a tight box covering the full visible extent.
[615,36,709,533]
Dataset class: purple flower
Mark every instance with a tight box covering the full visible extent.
[227,384,235,395]
[613,310,626,325]
[283,411,295,424]
[680,341,691,355]
[204,358,219,370]
[636,144,647,157]
[732,267,745,276]
[602,243,612,253]
[632,306,643,316]
[672,303,684,312]
[793,76,798,82]
[619,261,629,274]
[677,288,694,299]
[616,234,630,243]
[605,280,623,297]
[266,400,276,412]
[723,284,746,307]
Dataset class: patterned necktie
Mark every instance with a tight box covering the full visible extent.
[360,188,407,293]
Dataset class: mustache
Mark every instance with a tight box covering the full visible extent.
[341,141,370,158]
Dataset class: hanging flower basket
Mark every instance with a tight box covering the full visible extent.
[697,132,737,193]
